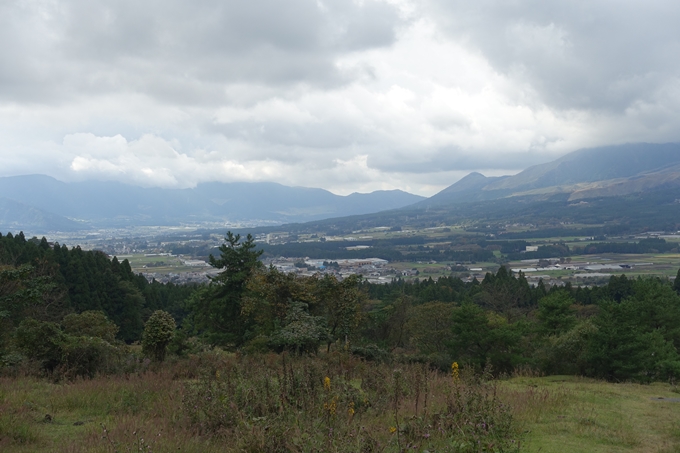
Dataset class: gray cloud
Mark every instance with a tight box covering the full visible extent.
[367,147,557,174]
[2,0,680,197]
[425,0,680,112]
[0,0,402,104]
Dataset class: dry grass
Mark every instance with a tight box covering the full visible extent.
[4,354,679,452]
[0,353,519,452]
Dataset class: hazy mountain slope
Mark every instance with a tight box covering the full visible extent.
[0,176,425,227]
[339,190,426,213]
[0,176,215,225]
[283,142,680,233]
[424,142,680,206]
[484,142,680,191]
[423,172,509,205]
[0,197,84,233]
[567,163,680,200]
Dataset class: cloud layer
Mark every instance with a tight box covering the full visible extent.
[1,0,679,195]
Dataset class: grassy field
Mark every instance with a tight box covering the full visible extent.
[2,355,680,453]
[509,375,680,453]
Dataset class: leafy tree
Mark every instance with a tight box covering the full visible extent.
[62,311,119,343]
[476,268,534,318]
[405,301,454,356]
[539,320,597,375]
[607,274,634,302]
[449,303,522,373]
[313,274,365,350]
[142,310,176,362]
[585,299,680,382]
[106,280,145,343]
[190,232,263,346]
[269,301,328,354]
[243,267,317,336]
[384,295,413,349]
[674,268,680,295]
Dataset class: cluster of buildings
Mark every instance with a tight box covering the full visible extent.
[140,269,220,285]
[265,257,391,282]
[511,258,649,275]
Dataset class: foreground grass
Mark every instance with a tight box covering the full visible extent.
[506,375,680,453]
[1,357,679,452]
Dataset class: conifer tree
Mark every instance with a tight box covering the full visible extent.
[189,232,263,346]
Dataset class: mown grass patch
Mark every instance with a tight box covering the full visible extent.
[504,375,680,453]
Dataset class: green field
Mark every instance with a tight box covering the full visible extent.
[511,375,680,453]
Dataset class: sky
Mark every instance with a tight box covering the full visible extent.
[1,0,680,196]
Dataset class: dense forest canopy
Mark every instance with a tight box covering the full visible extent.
[2,231,680,383]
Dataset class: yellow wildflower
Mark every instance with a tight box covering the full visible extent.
[389,426,397,434]
[348,401,355,417]
[324,376,331,391]
[451,362,459,382]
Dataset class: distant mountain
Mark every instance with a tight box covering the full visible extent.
[0,176,425,231]
[485,142,680,190]
[192,182,423,221]
[422,143,680,207]
[424,172,509,204]
[0,197,83,233]
[284,142,680,234]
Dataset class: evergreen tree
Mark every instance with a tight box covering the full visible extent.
[537,291,577,336]
[189,232,263,346]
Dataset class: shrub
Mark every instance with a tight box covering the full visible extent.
[60,335,121,378]
[351,343,390,362]
[142,310,176,362]
[62,310,118,343]
[13,317,123,378]
[14,318,65,372]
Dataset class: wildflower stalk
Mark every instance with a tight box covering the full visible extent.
[393,369,402,451]
[452,361,460,383]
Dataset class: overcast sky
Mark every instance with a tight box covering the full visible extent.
[1,0,679,196]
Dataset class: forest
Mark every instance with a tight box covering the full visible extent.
[2,230,680,383]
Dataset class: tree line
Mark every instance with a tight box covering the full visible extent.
[2,230,680,383]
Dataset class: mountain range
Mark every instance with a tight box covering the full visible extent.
[421,142,680,207]
[2,142,680,234]
[284,142,680,234]
[0,176,424,232]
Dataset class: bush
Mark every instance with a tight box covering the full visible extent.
[60,335,121,378]
[62,311,118,343]
[351,344,390,362]
[13,317,123,378]
[142,310,176,362]
[14,319,65,372]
